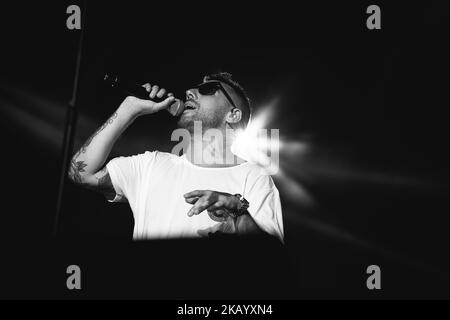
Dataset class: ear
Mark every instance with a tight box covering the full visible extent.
[226,108,242,125]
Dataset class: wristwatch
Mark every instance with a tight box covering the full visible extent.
[227,194,249,219]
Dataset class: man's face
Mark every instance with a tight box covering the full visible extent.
[177,81,238,132]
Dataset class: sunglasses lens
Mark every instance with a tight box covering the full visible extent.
[198,82,219,95]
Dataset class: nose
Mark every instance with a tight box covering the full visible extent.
[185,89,197,101]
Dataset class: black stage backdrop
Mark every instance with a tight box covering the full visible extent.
[0,1,449,299]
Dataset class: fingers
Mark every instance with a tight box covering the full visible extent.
[156,88,166,98]
[149,85,159,99]
[187,197,215,217]
[207,200,226,211]
[185,190,230,217]
[184,196,199,204]
[153,96,175,111]
[141,83,168,100]
[185,191,228,217]
[184,190,206,198]
[142,83,151,92]
[207,209,228,222]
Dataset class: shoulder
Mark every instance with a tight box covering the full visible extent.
[242,162,277,190]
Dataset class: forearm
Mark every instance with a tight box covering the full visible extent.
[68,99,139,183]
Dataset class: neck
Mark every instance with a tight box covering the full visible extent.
[184,125,245,168]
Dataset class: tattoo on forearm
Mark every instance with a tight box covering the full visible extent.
[68,159,88,184]
[81,112,118,153]
[68,112,118,185]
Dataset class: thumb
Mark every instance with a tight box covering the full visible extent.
[153,96,175,111]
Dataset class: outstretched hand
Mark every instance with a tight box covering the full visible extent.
[184,190,239,218]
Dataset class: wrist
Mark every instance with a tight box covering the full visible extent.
[226,194,249,219]
[227,194,240,211]
[119,97,143,120]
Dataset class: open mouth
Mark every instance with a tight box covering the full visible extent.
[183,100,198,112]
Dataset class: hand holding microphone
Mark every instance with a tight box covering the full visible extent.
[135,83,179,116]
[103,74,185,116]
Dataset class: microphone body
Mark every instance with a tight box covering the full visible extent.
[103,74,185,116]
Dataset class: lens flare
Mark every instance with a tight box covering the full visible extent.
[231,98,281,174]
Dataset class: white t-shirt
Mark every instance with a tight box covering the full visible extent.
[106,151,284,242]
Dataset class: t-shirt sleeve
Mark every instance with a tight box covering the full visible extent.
[244,174,285,243]
[105,151,156,204]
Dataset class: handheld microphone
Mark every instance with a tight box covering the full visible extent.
[103,73,185,116]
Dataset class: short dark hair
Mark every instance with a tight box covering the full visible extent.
[203,72,251,130]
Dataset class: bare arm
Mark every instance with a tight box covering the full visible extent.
[68,84,175,197]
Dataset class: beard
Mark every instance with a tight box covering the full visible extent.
[177,110,224,132]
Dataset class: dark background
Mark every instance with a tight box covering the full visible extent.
[0,1,449,299]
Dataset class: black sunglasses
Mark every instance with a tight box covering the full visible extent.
[193,81,238,109]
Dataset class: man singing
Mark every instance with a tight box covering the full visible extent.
[68,72,284,242]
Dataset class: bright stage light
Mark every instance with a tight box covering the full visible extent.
[231,98,281,174]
